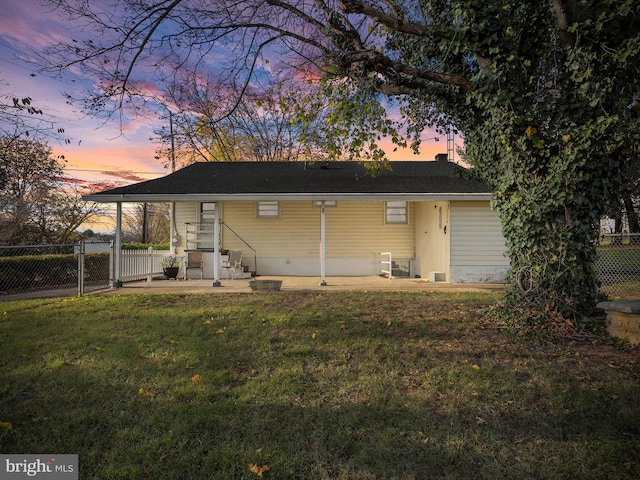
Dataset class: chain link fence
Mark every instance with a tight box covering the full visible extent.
[0,242,111,301]
[595,234,640,300]
[1,236,638,301]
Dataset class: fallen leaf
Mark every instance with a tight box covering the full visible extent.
[311,332,317,339]
[610,394,620,401]
[203,320,212,325]
[96,347,105,351]
[476,417,487,425]
[0,421,12,430]
[191,374,201,384]
[216,329,224,334]
[248,463,270,476]
[139,388,156,398]
[387,321,392,326]
[472,364,480,370]
[170,340,179,345]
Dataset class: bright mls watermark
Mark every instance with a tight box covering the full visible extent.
[1,455,78,479]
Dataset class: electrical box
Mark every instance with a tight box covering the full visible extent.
[171,234,180,246]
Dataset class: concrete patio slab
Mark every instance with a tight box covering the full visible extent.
[95,276,505,296]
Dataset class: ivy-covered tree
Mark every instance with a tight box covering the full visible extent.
[45,0,639,326]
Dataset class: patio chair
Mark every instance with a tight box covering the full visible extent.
[184,251,204,280]
[221,250,243,279]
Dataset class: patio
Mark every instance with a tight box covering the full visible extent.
[97,275,506,296]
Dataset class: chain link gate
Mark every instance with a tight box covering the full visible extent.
[0,242,112,301]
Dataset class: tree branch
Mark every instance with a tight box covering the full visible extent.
[551,0,578,46]
[339,50,475,92]
[339,0,448,38]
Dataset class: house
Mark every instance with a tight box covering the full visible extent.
[83,159,509,285]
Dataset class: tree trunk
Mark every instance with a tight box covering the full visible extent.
[494,194,601,324]
[484,143,608,325]
[622,192,640,234]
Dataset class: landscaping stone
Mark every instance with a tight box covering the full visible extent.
[249,279,282,292]
[596,300,640,345]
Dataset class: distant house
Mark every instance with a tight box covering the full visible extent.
[84,160,509,284]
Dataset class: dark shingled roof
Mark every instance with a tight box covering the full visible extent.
[86,161,489,200]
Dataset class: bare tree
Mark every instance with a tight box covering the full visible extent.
[1,79,70,144]
[154,74,328,166]
[121,203,170,244]
[0,136,103,245]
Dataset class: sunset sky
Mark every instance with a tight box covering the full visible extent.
[1,0,451,194]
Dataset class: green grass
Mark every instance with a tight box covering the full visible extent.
[1,291,639,479]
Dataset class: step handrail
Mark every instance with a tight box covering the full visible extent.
[221,222,258,275]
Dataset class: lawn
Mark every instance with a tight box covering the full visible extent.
[1,291,638,479]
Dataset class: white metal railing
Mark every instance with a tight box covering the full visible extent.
[380,252,393,280]
[120,248,172,282]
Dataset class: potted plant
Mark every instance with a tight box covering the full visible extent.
[161,255,181,279]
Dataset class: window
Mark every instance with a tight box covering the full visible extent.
[385,201,408,224]
[257,201,279,218]
[313,200,337,207]
[200,202,216,219]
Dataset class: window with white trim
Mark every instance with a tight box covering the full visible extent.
[385,201,408,224]
[200,202,216,222]
[313,200,337,207]
[257,201,280,218]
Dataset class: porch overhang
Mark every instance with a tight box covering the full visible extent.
[82,192,493,203]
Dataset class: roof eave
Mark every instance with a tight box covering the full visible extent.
[83,192,492,202]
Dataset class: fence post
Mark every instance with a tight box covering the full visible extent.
[147,246,154,282]
[109,241,117,288]
[78,240,85,297]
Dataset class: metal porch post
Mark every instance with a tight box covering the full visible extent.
[320,203,327,286]
[212,203,221,287]
[113,202,123,288]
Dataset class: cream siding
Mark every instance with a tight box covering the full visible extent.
[174,202,198,250]
[171,199,507,281]
[221,200,414,259]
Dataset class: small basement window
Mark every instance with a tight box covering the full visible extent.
[257,201,280,218]
[385,201,408,224]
